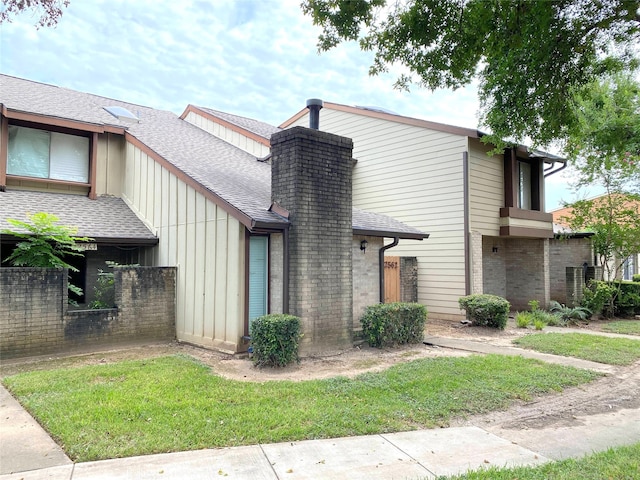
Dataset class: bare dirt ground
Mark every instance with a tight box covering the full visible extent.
[2,317,639,431]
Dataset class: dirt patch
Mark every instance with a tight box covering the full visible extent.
[2,317,638,431]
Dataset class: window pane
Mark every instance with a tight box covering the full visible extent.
[7,125,50,178]
[518,161,532,210]
[50,132,89,183]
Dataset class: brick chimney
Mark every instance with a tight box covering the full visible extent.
[270,126,354,354]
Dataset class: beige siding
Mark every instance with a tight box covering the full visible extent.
[123,143,246,352]
[95,133,126,196]
[184,111,270,157]
[290,109,467,319]
[468,138,503,236]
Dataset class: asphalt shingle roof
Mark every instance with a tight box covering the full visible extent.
[0,190,157,244]
[1,74,428,239]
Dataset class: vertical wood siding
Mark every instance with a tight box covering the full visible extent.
[289,109,468,318]
[468,138,503,236]
[184,111,270,157]
[95,133,125,196]
[122,143,246,352]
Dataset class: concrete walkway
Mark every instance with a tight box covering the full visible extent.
[2,334,639,479]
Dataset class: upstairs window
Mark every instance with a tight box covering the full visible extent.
[7,125,90,183]
[517,160,532,210]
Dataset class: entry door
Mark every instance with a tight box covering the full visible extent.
[248,236,268,325]
[384,256,400,303]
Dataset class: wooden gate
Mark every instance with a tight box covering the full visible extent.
[384,256,400,303]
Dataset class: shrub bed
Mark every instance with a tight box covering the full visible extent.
[360,302,427,348]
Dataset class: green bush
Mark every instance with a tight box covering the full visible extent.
[633,274,640,283]
[581,281,616,317]
[458,294,510,330]
[549,300,592,325]
[249,314,302,367]
[515,311,532,328]
[89,269,116,309]
[360,302,427,348]
[616,282,640,316]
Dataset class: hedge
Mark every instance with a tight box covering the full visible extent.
[360,302,427,348]
[458,294,510,330]
[249,314,302,367]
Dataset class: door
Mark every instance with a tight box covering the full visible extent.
[248,236,268,326]
[384,256,400,303]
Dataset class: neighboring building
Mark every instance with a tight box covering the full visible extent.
[281,102,567,317]
[552,195,640,282]
[0,75,426,355]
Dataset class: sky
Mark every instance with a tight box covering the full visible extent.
[0,0,598,210]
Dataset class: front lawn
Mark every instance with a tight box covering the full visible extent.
[441,442,640,479]
[601,320,640,336]
[3,354,599,462]
[514,333,640,365]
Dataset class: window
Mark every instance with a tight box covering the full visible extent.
[7,125,90,183]
[248,236,268,325]
[623,256,635,281]
[518,161,532,210]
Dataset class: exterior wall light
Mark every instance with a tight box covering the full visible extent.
[360,239,368,253]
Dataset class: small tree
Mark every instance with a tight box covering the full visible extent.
[2,212,91,299]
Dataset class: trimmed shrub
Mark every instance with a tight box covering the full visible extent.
[616,282,640,316]
[360,302,427,348]
[458,294,510,330]
[633,274,640,283]
[249,314,302,367]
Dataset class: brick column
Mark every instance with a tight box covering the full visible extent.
[271,126,354,354]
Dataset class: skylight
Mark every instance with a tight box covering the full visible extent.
[104,106,140,122]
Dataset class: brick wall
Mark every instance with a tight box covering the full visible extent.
[549,237,593,304]
[483,237,550,311]
[271,126,354,354]
[482,237,507,298]
[269,233,284,314]
[505,238,550,310]
[1,266,176,359]
[353,235,381,326]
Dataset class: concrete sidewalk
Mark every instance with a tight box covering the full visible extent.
[2,334,639,479]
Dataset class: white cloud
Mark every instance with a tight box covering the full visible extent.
[0,0,576,208]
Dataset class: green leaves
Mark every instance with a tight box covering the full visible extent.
[302,0,640,149]
[2,212,92,297]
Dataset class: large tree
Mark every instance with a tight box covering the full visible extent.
[566,73,640,192]
[0,0,69,28]
[302,0,640,151]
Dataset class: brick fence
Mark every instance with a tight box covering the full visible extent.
[0,266,176,359]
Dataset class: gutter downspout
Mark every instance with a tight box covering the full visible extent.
[463,151,471,295]
[379,237,399,303]
[544,160,568,178]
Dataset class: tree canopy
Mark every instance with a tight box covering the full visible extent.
[0,0,69,28]
[566,73,640,192]
[302,0,640,150]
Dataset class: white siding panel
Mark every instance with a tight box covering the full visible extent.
[122,143,246,352]
[290,108,468,318]
[184,111,270,157]
[469,139,504,236]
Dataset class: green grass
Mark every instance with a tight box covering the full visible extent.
[439,442,640,479]
[514,333,640,365]
[3,354,599,462]
[602,320,640,336]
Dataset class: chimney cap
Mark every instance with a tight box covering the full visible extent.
[306,98,324,108]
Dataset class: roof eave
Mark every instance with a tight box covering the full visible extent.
[353,228,429,240]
